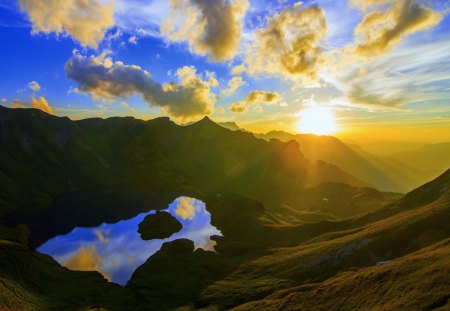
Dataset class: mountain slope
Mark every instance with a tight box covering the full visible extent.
[192,170,450,309]
[0,127,448,310]
[0,106,374,225]
[393,142,450,180]
[254,130,430,192]
[233,238,450,311]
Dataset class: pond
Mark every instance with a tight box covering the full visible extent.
[37,197,222,285]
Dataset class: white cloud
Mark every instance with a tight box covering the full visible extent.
[28,81,40,92]
[65,52,217,121]
[18,0,114,48]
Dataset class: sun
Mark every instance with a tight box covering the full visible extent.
[297,106,337,135]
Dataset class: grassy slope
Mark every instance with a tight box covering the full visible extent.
[0,108,448,310]
[232,238,450,311]
[119,171,449,310]
[194,171,450,309]
[0,227,137,311]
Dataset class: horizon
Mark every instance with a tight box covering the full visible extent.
[0,0,449,154]
[0,1,450,308]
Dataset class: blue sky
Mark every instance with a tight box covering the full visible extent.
[0,0,449,150]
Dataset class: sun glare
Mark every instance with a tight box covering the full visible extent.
[297,106,337,135]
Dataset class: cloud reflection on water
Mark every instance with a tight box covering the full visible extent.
[38,197,222,285]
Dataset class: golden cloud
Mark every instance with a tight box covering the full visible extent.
[18,0,114,48]
[350,0,390,10]
[30,96,54,115]
[221,76,246,96]
[230,90,280,113]
[161,0,249,61]
[174,197,197,220]
[64,245,111,281]
[354,0,443,57]
[4,97,54,115]
[246,3,327,82]
[28,81,41,92]
[94,229,109,244]
[65,53,216,121]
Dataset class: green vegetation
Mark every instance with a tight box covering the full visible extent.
[0,107,448,310]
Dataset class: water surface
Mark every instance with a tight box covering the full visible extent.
[38,197,222,285]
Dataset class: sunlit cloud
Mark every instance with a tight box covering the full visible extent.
[161,0,249,61]
[174,197,199,220]
[30,96,54,114]
[323,37,450,109]
[245,2,327,83]
[65,52,217,121]
[350,0,391,11]
[221,76,247,96]
[230,90,280,113]
[28,81,40,92]
[353,0,443,58]
[94,229,110,244]
[18,0,114,48]
[64,245,111,281]
[2,96,54,114]
[114,0,170,37]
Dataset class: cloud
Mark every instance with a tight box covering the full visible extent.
[230,64,246,76]
[11,99,23,109]
[30,96,54,114]
[329,38,450,109]
[65,53,216,121]
[161,0,249,61]
[18,0,114,48]
[128,35,138,44]
[350,0,390,10]
[94,229,110,244]
[3,96,55,114]
[64,245,111,281]
[221,76,246,96]
[245,3,327,82]
[115,0,170,37]
[354,0,443,57]
[174,197,198,220]
[28,81,40,92]
[230,90,280,113]
[214,107,225,114]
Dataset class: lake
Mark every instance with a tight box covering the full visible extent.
[37,196,222,285]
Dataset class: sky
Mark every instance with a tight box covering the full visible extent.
[0,0,449,153]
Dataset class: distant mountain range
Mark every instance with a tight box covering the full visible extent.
[0,106,399,225]
[220,122,446,193]
[0,107,449,310]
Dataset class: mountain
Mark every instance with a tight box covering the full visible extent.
[1,107,449,310]
[227,171,450,310]
[255,130,431,193]
[1,169,447,310]
[0,106,390,227]
[393,142,450,180]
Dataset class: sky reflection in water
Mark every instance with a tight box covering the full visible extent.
[37,197,222,285]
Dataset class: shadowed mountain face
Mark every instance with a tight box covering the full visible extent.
[0,107,449,311]
[0,106,379,225]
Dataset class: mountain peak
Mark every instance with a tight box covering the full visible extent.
[190,115,219,128]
